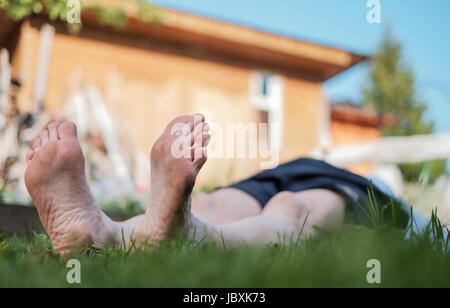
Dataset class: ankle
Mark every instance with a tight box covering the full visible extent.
[94,212,125,248]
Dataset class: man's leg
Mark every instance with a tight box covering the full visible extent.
[25,116,342,253]
[191,188,262,225]
[187,189,345,247]
[25,115,211,254]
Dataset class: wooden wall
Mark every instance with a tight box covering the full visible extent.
[12,20,323,187]
[331,120,381,176]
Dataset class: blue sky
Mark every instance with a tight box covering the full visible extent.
[149,0,450,133]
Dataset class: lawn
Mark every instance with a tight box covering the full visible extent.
[1,222,450,288]
[1,185,449,288]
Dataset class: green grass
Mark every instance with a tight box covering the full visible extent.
[1,186,450,288]
[0,223,450,288]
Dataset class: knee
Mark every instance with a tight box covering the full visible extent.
[261,190,345,231]
[267,191,296,206]
[262,191,306,218]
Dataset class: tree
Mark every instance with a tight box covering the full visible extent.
[363,29,445,182]
[363,29,433,136]
[0,0,160,33]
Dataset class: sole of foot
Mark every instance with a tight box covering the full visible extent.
[133,114,210,247]
[25,121,113,255]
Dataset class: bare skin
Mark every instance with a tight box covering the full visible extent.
[25,121,119,254]
[191,189,262,225]
[25,115,210,253]
[25,116,345,254]
[132,114,211,246]
[187,189,345,247]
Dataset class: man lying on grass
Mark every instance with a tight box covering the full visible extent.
[23,114,437,255]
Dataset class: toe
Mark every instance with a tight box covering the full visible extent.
[32,138,41,151]
[26,151,34,163]
[48,121,61,141]
[202,133,211,147]
[193,146,208,169]
[193,113,205,127]
[193,129,203,147]
[58,121,77,139]
[40,130,49,145]
[203,122,210,133]
[193,131,210,147]
[192,122,204,145]
[192,133,210,162]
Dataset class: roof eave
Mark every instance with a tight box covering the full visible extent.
[81,1,370,81]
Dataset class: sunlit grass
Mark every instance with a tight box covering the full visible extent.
[1,189,450,288]
[1,181,449,288]
[0,222,449,288]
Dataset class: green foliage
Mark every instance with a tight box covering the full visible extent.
[1,223,450,287]
[399,159,446,183]
[363,29,446,181]
[0,0,67,21]
[101,198,145,221]
[0,187,4,204]
[0,189,449,287]
[97,7,127,29]
[357,182,405,229]
[363,29,433,137]
[0,0,43,20]
[137,0,162,25]
[0,0,160,32]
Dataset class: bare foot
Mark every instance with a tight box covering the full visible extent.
[134,114,210,246]
[25,121,115,254]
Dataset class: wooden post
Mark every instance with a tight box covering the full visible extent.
[0,48,11,124]
[33,24,55,114]
[85,86,134,188]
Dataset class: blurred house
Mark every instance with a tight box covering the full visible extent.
[330,102,395,175]
[0,0,367,187]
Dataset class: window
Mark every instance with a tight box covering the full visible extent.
[250,72,284,151]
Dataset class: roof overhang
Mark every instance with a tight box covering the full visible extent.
[331,103,396,127]
[0,0,368,82]
[82,0,368,81]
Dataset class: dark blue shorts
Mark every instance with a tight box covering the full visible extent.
[229,158,409,228]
